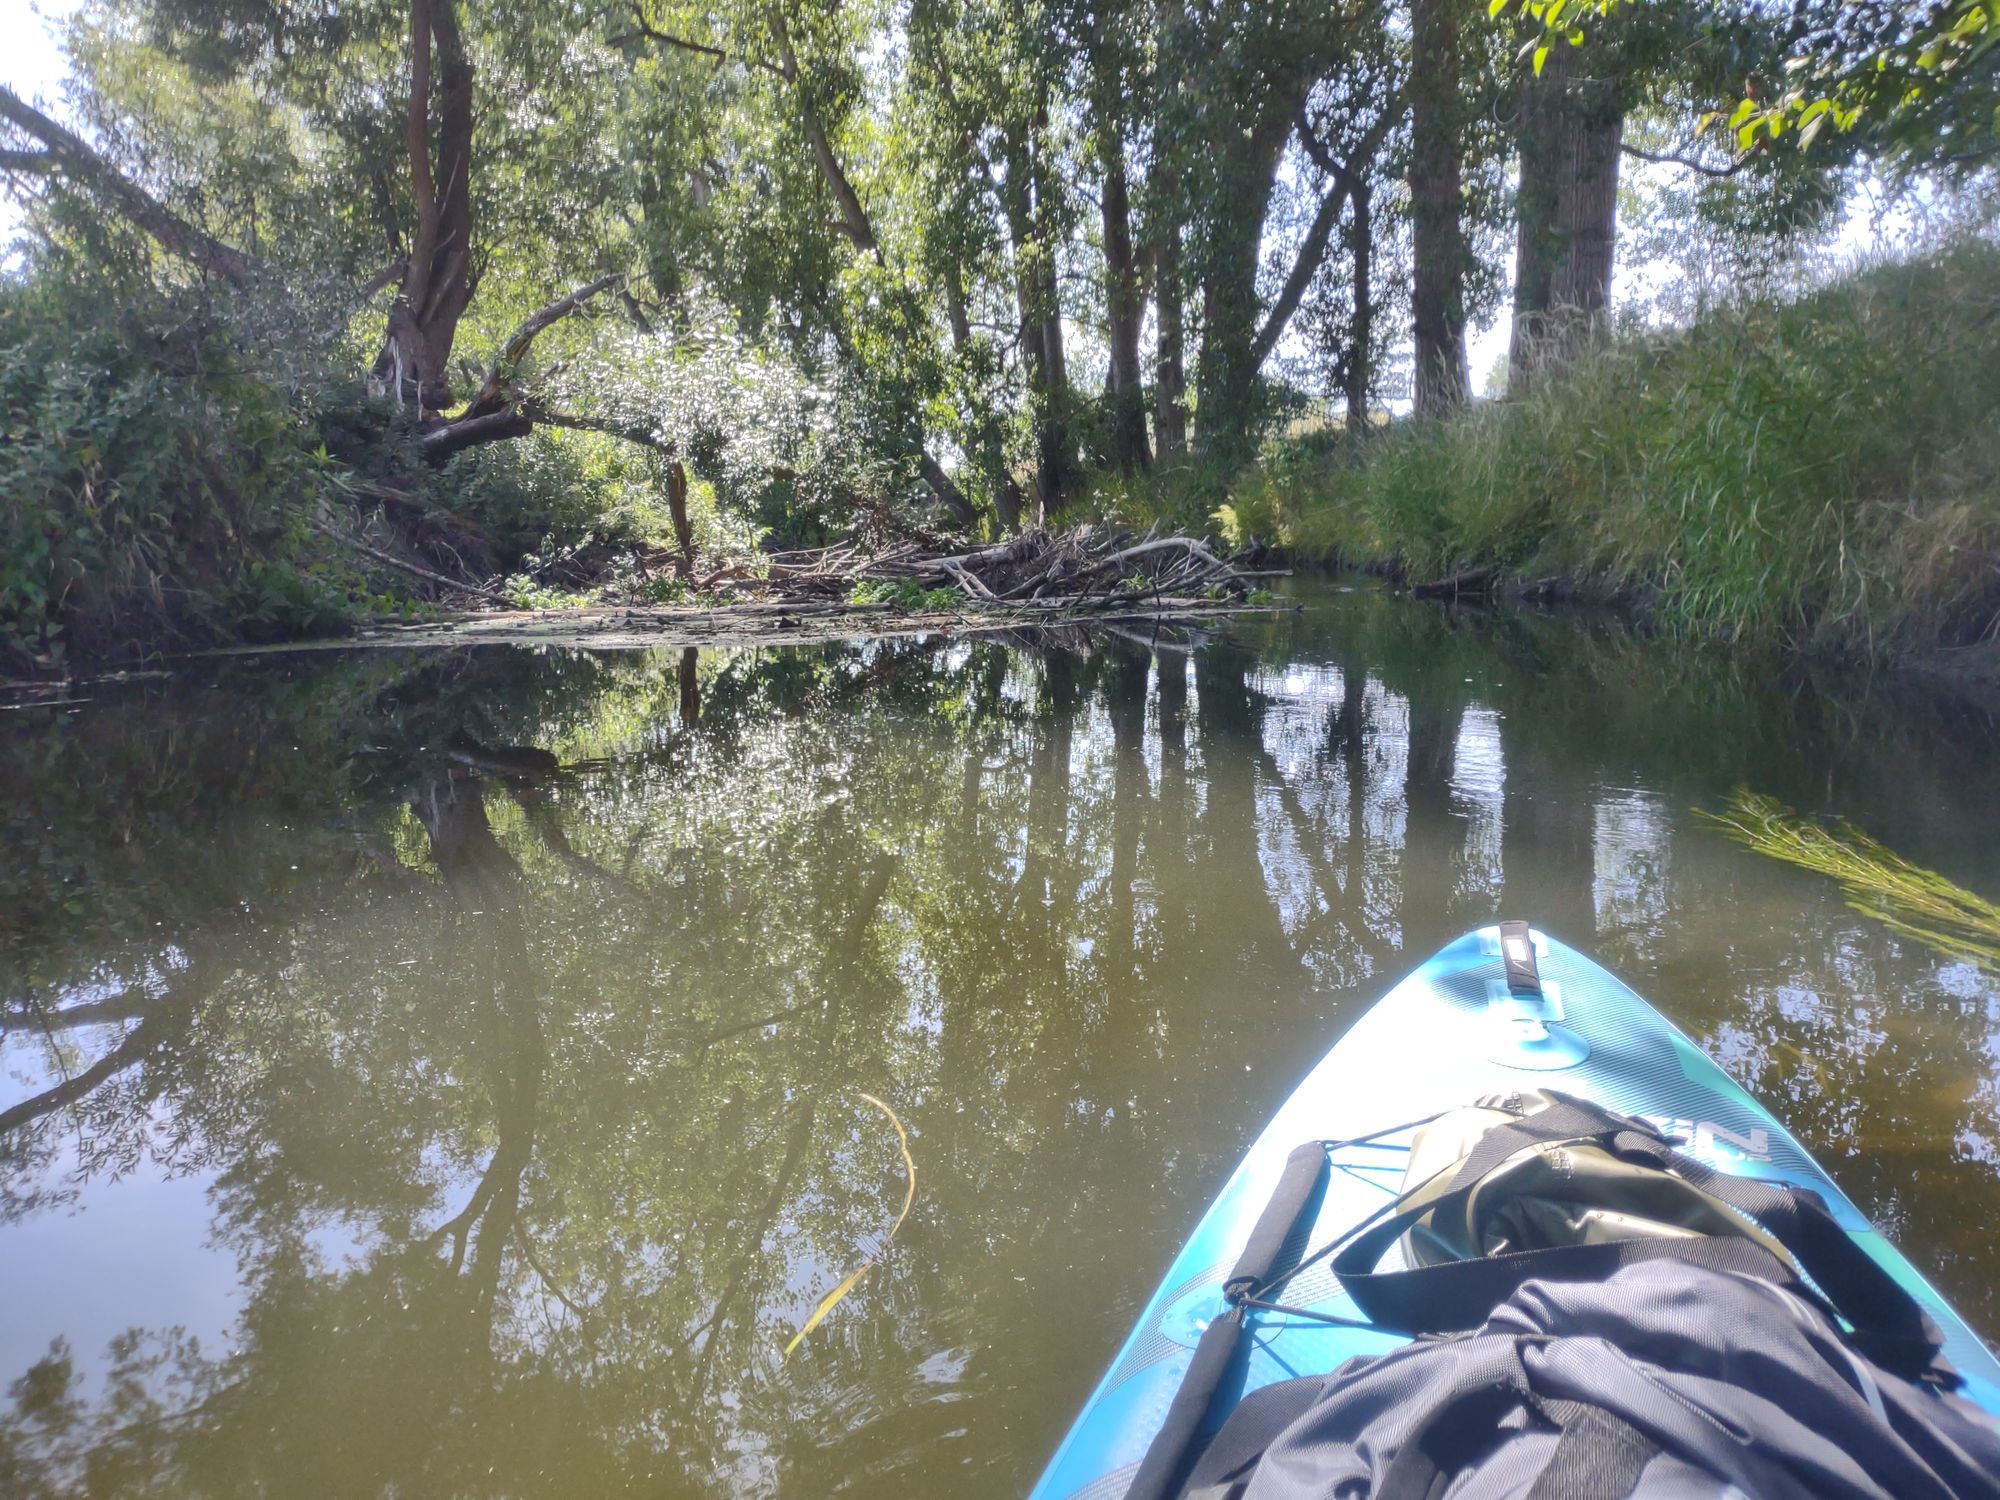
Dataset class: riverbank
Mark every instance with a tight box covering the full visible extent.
[194,593,1287,660]
[1209,243,2000,662]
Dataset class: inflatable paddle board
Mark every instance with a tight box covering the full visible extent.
[1029,924,2000,1500]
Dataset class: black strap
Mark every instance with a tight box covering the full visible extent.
[1125,1143,1330,1500]
[1499,918,1543,996]
[1603,1128,1949,1383]
[1375,1379,1526,1500]
[1526,1401,1659,1500]
[1330,1091,1953,1386]
[1178,1376,1328,1500]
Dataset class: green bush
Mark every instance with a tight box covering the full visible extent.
[0,276,360,673]
[1211,243,2000,654]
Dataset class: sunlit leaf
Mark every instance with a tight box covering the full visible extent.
[782,1090,917,1362]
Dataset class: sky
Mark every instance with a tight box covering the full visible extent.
[0,0,81,246]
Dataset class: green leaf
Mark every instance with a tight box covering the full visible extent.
[1532,43,1550,75]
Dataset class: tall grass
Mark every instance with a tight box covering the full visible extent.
[1216,242,2000,654]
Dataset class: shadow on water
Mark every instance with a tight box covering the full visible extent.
[2,580,2000,1495]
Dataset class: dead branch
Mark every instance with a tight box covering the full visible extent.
[463,273,625,417]
[1410,565,1498,599]
[313,521,508,603]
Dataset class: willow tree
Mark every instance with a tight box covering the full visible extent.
[611,0,979,526]
[1166,0,1402,463]
[1501,0,1865,390]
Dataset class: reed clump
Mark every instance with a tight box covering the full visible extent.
[1217,242,2000,656]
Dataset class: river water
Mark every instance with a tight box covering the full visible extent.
[3,579,1998,1496]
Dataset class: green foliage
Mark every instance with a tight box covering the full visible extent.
[2,0,1975,677]
[0,276,365,674]
[1209,243,2000,654]
[1514,0,2000,168]
[448,426,674,563]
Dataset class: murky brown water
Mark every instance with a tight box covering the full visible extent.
[4,580,1999,1496]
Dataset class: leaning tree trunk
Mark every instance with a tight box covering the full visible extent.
[1507,44,1624,393]
[1409,0,1470,415]
[374,0,476,414]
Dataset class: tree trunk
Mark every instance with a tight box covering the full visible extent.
[374,0,476,413]
[770,9,879,260]
[0,85,256,285]
[1030,111,1074,513]
[1409,0,1470,415]
[1345,181,1374,432]
[1100,132,1151,473]
[1150,0,1190,460]
[1002,124,1073,522]
[665,461,696,576]
[944,270,971,349]
[918,453,979,531]
[1193,94,1301,466]
[1507,44,1624,392]
[1154,226,1188,459]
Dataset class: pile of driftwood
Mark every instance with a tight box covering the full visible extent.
[710,525,1274,616]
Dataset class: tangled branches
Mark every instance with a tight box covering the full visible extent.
[734,525,1273,618]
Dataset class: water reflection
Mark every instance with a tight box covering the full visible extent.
[2,584,2000,1496]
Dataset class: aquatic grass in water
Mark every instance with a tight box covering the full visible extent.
[1702,790,2000,969]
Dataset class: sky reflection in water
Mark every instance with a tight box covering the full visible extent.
[3,580,1999,1497]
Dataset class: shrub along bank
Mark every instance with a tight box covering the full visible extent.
[1215,243,2000,657]
[0,275,688,678]
[0,275,372,674]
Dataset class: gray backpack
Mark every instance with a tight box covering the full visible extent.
[1141,1092,2000,1500]
[1181,1259,2000,1499]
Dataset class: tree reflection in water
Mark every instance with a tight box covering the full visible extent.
[2,587,2000,1497]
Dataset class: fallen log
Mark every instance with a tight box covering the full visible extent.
[1410,565,1498,600]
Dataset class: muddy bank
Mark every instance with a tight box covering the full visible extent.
[1366,557,2000,716]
